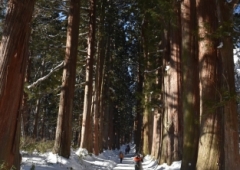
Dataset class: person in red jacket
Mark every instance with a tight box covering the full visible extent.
[133,154,143,170]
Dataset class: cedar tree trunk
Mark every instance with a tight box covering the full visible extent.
[52,0,80,158]
[0,0,35,169]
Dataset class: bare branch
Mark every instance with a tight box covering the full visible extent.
[144,66,163,73]
[27,61,64,89]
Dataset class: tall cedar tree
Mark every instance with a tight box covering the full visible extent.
[93,0,106,155]
[53,0,80,158]
[0,0,36,169]
[80,0,96,151]
[180,0,199,169]
[134,58,144,153]
[159,29,170,164]
[219,1,240,169]
[160,0,182,164]
[196,0,221,169]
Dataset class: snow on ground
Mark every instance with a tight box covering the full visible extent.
[21,144,181,170]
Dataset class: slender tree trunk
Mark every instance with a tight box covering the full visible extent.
[92,0,106,155]
[160,29,170,164]
[101,36,110,150]
[180,0,199,169]
[0,0,35,169]
[141,15,152,156]
[53,0,80,158]
[21,57,32,137]
[33,60,44,139]
[33,98,41,139]
[94,27,106,154]
[80,0,96,152]
[108,103,114,149]
[170,2,182,161]
[151,107,161,159]
[134,55,143,153]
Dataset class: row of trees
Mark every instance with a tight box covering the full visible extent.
[0,0,240,170]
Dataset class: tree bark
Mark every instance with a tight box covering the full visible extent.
[180,0,199,169]
[219,0,240,169]
[164,1,182,163]
[196,0,221,169]
[92,0,105,155]
[141,14,152,156]
[80,0,96,152]
[134,56,143,154]
[0,0,36,169]
[52,0,80,158]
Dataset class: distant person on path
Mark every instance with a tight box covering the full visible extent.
[119,151,124,163]
[133,154,143,170]
[125,144,130,154]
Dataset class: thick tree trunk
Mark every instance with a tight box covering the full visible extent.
[162,2,181,163]
[53,0,80,158]
[180,0,199,169]
[80,0,96,152]
[219,1,240,169]
[196,1,221,169]
[0,0,35,169]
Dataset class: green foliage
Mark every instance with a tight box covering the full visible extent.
[0,161,16,170]
[20,137,54,154]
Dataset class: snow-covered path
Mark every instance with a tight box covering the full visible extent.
[112,145,159,170]
[21,144,181,170]
[113,153,136,170]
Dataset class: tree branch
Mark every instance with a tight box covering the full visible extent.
[27,61,64,89]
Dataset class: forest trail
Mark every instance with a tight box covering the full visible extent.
[113,153,138,170]
[112,144,159,170]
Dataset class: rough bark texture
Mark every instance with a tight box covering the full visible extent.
[196,0,221,169]
[80,0,96,151]
[0,0,35,169]
[92,0,103,155]
[219,1,240,169]
[52,0,80,158]
[180,0,199,169]
[141,14,152,156]
[160,29,170,164]
[168,1,181,162]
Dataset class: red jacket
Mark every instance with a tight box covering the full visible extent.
[133,156,142,162]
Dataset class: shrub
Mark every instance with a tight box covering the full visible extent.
[20,137,54,153]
